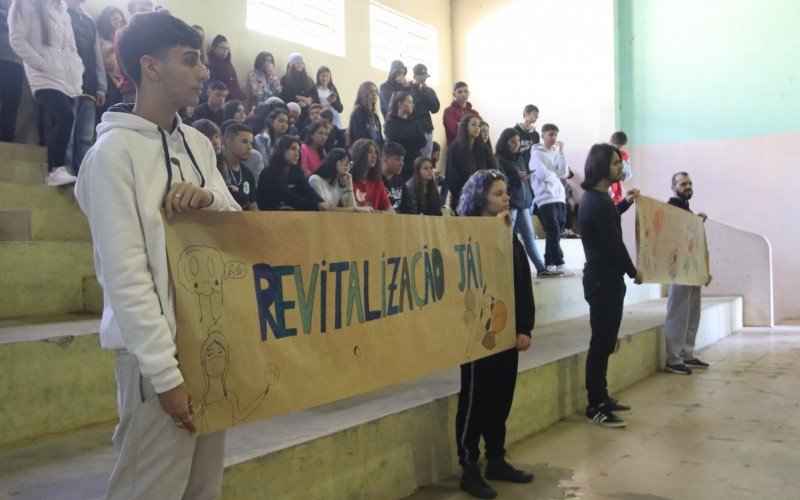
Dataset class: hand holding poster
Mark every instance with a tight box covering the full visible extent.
[635,196,710,285]
[164,212,517,435]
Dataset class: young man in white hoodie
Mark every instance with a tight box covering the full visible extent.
[74,12,239,498]
[529,123,573,276]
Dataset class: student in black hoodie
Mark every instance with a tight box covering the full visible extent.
[383,90,426,180]
[378,59,408,118]
[454,169,535,499]
[409,63,440,157]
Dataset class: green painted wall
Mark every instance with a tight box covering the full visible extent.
[616,0,800,146]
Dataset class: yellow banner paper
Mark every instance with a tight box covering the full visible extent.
[636,196,710,285]
[164,212,517,434]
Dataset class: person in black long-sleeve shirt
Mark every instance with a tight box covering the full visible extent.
[348,81,384,150]
[384,90,427,180]
[256,135,333,212]
[454,170,534,498]
[446,115,497,213]
[578,143,642,428]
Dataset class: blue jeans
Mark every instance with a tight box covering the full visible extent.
[66,96,97,173]
[510,207,545,272]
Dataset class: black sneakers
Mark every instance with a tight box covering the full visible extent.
[586,404,627,428]
[460,462,497,499]
[684,357,709,368]
[485,459,534,483]
[603,397,632,415]
[666,363,692,375]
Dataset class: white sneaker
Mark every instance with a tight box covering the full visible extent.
[546,265,562,274]
[45,166,78,186]
[556,265,575,277]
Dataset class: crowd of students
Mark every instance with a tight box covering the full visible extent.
[1,3,653,499]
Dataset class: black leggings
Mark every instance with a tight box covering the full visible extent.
[34,89,74,171]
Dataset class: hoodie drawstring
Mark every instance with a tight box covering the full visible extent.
[158,126,206,206]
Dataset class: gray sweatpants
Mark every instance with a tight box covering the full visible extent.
[664,284,702,365]
[108,352,226,499]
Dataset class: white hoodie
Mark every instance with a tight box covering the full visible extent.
[75,107,239,393]
[529,143,568,207]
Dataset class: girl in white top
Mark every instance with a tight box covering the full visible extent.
[9,0,83,185]
[308,148,370,212]
[315,66,343,128]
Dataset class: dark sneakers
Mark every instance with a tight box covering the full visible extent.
[485,459,534,483]
[460,462,497,499]
[666,363,693,375]
[604,397,632,415]
[684,357,710,368]
[536,269,561,278]
[586,404,627,428]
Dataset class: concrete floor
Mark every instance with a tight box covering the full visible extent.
[406,327,800,500]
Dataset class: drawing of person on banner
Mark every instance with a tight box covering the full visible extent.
[194,325,280,433]
[176,245,248,323]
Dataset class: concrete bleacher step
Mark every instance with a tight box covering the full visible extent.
[0,297,742,499]
[0,160,48,185]
[0,241,96,319]
[0,142,46,164]
[0,209,90,242]
[0,182,79,211]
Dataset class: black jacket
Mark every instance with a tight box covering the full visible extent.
[384,115,427,179]
[379,60,409,118]
[410,82,440,133]
[446,139,497,212]
[497,154,534,209]
[348,106,384,150]
[257,164,323,211]
[512,235,535,337]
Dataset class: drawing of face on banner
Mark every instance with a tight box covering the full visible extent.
[176,245,248,323]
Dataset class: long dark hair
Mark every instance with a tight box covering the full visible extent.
[209,34,230,62]
[316,66,339,94]
[285,59,314,90]
[302,121,327,151]
[387,90,411,118]
[494,128,520,160]
[315,148,349,184]
[582,143,620,190]
[455,115,495,176]
[268,135,301,185]
[266,108,289,143]
[254,51,274,71]
[222,100,244,122]
[350,138,380,183]
[96,6,127,41]
[457,170,508,217]
[409,157,442,216]
[353,81,378,114]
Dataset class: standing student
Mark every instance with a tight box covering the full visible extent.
[192,80,227,126]
[206,35,245,102]
[95,6,126,111]
[279,53,318,130]
[384,90,426,180]
[299,121,328,178]
[247,51,281,107]
[608,131,633,203]
[308,148,371,212]
[446,115,496,212]
[378,59,408,118]
[64,0,106,174]
[348,81,384,150]
[479,120,492,151]
[513,104,540,165]
[115,0,153,104]
[495,128,554,277]
[74,13,239,498]
[221,122,257,210]
[578,143,642,428]
[529,123,572,276]
[455,169,534,499]
[256,135,333,211]
[409,63,439,158]
[349,138,392,212]
[0,0,24,143]
[401,156,442,216]
[664,172,712,374]
[379,141,408,211]
[442,81,481,147]
[314,65,343,128]
[9,0,84,186]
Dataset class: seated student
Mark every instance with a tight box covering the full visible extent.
[348,81,384,150]
[256,135,334,211]
[307,102,323,123]
[320,109,345,150]
[221,119,264,182]
[191,118,224,176]
[300,121,328,178]
[222,99,245,123]
[247,51,281,107]
[286,101,301,136]
[349,138,393,212]
[401,157,442,216]
[314,65,343,128]
[384,91,426,180]
[378,59,408,118]
[279,53,318,130]
[206,34,245,102]
[308,148,371,212]
[74,12,239,498]
[193,80,227,126]
[446,115,496,212]
[379,142,409,212]
[608,131,632,203]
[530,123,573,276]
[495,127,554,277]
[254,108,289,161]
[218,122,257,210]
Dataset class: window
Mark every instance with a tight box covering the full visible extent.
[369,2,439,85]
[246,0,346,57]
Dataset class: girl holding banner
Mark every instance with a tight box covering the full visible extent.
[454,170,535,498]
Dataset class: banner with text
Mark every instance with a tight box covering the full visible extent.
[164,212,516,435]
[636,196,710,285]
